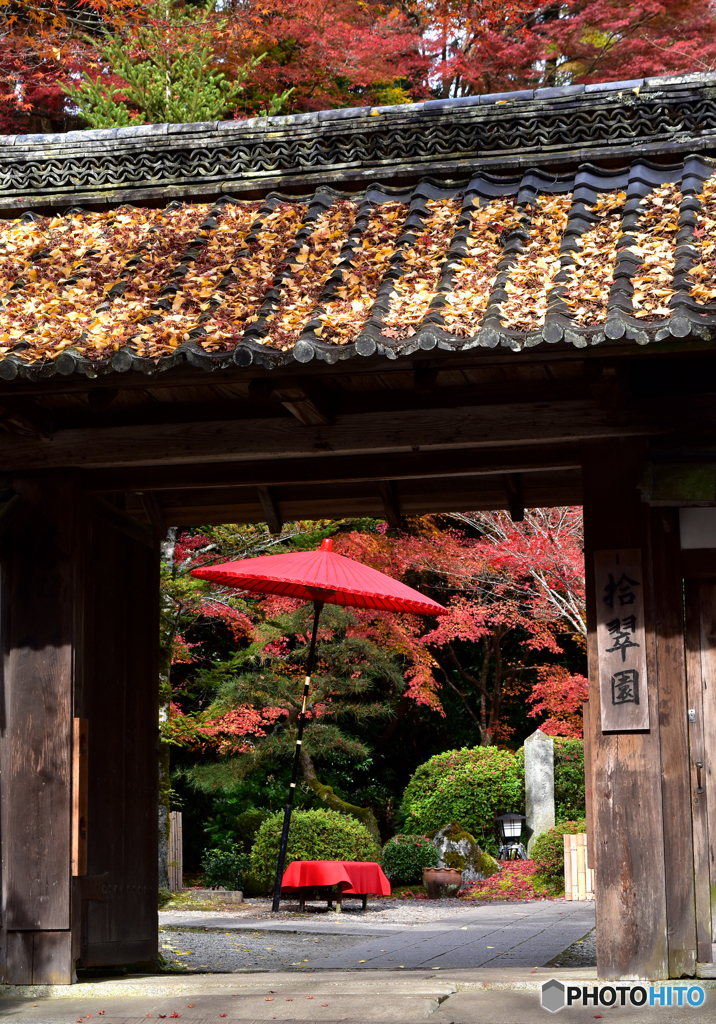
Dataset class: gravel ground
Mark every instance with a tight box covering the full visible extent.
[547,927,597,968]
[159,927,378,973]
[165,895,486,926]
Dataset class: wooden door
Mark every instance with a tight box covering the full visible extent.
[75,500,159,969]
[684,578,716,964]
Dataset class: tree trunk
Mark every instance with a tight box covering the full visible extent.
[299,748,381,845]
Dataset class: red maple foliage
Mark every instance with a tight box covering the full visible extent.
[164,512,587,754]
[526,664,589,737]
[333,509,586,743]
[4,0,715,134]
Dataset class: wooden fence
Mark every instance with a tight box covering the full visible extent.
[169,810,183,892]
[564,833,595,901]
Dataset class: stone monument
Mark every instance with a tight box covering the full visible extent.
[525,728,555,855]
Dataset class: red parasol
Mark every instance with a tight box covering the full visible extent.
[192,537,446,911]
[190,538,446,615]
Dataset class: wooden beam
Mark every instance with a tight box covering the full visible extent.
[378,480,401,529]
[0,396,680,471]
[257,485,283,535]
[148,477,582,527]
[84,445,583,493]
[504,473,524,522]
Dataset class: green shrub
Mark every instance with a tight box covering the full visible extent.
[382,835,440,885]
[201,844,249,890]
[401,747,525,856]
[531,820,587,889]
[250,808,382,888]
[554,738,586,823]
[234,809,271,853]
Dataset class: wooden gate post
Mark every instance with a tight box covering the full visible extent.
[0,478,160,984]
[0,476,81,984]
[582,439,697,980]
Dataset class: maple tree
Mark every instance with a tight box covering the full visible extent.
[336,511,586,744]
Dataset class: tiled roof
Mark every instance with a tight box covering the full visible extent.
[1,156,715,380]
[1,72,716,211]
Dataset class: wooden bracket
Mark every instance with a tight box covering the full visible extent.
[585,359,629,409]
[94,496,155,548]
[379,480,402,529]
[139,491,168,542]
[413,366,438,397]
[504,473,524,522]
[87,388,119,413]
[270,379,331,427]
[257,485,283,535]
[0,398,52,440]
[72,718,89,877]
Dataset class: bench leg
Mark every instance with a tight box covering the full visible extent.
[361,894,368,911]
[299,897,305,913]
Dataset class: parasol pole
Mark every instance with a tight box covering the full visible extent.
[271,600,324,913]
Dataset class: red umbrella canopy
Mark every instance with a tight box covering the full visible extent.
[191,537,447,616]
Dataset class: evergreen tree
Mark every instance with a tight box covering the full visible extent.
[65,1,291,128]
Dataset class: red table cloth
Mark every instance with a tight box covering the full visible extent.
[280,860,390,895]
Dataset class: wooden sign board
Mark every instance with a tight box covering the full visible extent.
[594,549,650,732]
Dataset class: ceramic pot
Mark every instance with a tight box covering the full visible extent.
[422,866,462,899]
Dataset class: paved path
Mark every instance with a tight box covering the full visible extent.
[158,899,596,972]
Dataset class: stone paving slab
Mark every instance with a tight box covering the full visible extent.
[313,901,595,970]
[2,969,715,1024]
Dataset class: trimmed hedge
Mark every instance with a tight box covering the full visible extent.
[531,820,587,888]
[382,835,439,885]
[401,747,524,856]
[554,738,586,823]
[250,808,381,889]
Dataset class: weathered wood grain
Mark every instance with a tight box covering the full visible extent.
[697,583,716,944]
[84,444,583,493]
[72,718,89,878]
[0,398,675,470]
[583,698,594,871]
[0,478,77,933]
[650,508,696,977]
[30,931,73,985]
[79,511,159,969]
[582,438,669,981]
[685,580,713,963]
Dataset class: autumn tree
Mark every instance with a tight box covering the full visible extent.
[335,510,587,744]
[169,600,413,842]
[534,0,716,85]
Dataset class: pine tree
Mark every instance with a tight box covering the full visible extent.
[65,1,291,128]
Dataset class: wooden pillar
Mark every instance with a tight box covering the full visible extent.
[0,479,159,984]
[0,477,80,984]
[582,439,697,980]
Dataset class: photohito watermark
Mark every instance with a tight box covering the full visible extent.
[541,980,706,1012]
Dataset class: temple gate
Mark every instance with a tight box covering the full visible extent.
[0,70,716,982]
